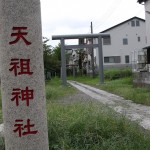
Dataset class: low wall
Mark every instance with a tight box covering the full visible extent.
[133,72,150,88]
[104,64,132,70]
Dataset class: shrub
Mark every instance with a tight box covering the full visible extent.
[104,68,132,80]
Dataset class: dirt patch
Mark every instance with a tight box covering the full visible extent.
[56,91,97,105]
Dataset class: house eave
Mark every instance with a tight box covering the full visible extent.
[100,16,145,33]
[143,45,150,49]
[137,0,147,4]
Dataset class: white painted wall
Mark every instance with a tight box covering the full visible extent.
[95,17,146,68]
[145,0,150,46]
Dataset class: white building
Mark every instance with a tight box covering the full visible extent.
[131,0,150,87]
[95,16,146,69]
[138,0,150,45]
[145,0,150,45]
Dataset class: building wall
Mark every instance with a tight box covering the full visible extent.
[132,1,150,88]
[95,18,146,68]
[145,0,150,45]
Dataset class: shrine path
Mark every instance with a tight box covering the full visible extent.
[68,81,150,131]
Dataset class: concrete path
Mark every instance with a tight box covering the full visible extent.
[68,81,150,130]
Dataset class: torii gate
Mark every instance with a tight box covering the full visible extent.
[52,33,110,86]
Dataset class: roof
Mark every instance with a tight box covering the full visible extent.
[137,0,147,4]
[143,45,150,49]
[100,16,145,33]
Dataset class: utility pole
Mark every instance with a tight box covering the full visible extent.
[90,22,95,78]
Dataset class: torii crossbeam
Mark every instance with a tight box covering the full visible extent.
[52,33,110,85]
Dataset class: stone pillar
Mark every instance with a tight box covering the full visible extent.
[0,0,49,149]
[98,36,104,84]
[61,38,67,86]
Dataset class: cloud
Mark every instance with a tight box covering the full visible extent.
[41,0,145,46]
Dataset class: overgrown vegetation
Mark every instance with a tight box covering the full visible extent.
[100,77,150,105]
[43,38,61,78]
[1,72,150,149]
[0,92,5,149]
[46,78,150,149]
[45,77,76,103]
[104,68,132,80]
[47,103,150,150]
[0,92,3,124]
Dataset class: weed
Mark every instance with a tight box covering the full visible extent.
[47,102,150,150]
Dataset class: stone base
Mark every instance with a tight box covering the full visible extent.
[133,72,150,88]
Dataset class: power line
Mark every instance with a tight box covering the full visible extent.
[92,0,144,33]
[93,0,124,29]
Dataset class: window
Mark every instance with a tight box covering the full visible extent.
[125,55,129,63]
[115,56,121,63]
[104,57,109,63]
[136,20,140,26]
[123,38,128,45]
[109,57,115,63]
[138,36,141,42]
[103,36,111,45]
[104,56,121,63]
[131,20,140,27]
[131,20,135,27]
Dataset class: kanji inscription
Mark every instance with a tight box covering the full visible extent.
[13,119,38,137]
[11,87,34,106]
[9,27,32,45]
[9,59,33,76]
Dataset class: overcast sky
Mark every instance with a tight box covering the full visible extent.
[41,0,145,47]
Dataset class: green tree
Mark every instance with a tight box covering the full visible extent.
[52,43,61,76]
[43,38,62,77]
[53,43,61,64]
[43,37,53,71]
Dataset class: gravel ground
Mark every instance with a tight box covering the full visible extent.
[56,90,98,105]
[68,81,150,131]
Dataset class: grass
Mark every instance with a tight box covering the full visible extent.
[45,77,150,149]
[45,77,76,102]
[1,76,150,149]
[0,92,3,124]
[104,68,132,80]
[0,91,5,150]
[47,102,150,150]
[100,77,150,105]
